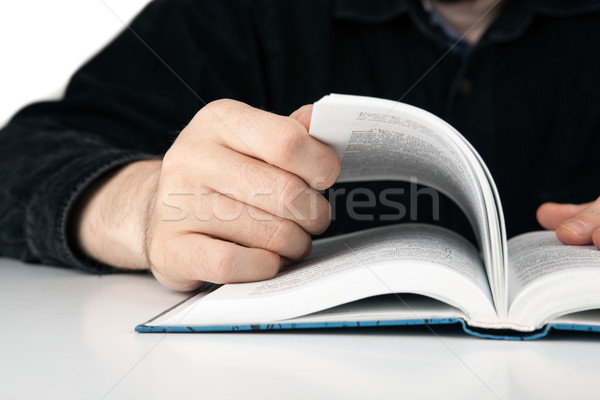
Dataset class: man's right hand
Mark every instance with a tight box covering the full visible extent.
[75,99,341,291]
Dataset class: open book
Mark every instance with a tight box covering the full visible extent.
[137,94,600,339]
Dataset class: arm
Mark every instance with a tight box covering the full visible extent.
[0,0,340,289]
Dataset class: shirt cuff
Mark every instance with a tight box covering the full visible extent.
[26,150,154,273]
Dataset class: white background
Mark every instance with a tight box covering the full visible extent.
[0,0,151,127]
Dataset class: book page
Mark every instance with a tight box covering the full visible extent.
[309,94,507,313]
[151,224,497,327]
[285,294,463,324]
[549,309,600,327]
[507,231,600,328]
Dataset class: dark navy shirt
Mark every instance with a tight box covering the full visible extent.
[1,0,599,272]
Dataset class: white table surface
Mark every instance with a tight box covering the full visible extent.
[2,258,600,400]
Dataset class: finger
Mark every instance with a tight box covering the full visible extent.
[200,99,340,190]
[593,229,600,250]
[536,202,590,230]
[151,234,282,291]
[554,197,600,245]
[189,143,330,234]
[290,104,313,131]
[157,188,312,260]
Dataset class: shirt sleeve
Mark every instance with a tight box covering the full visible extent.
[0,0,269,272]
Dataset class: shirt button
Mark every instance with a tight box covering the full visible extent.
[459,79,473,95]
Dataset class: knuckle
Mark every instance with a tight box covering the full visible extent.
[190,99,240,139]
[580,202,600,219]
[264,256,281,279]
[318,151,342,189]
[278,174,306,207]
[162,143,199,176]
[273,123,303,165]
[161,147,179,168]
[266,220,296,253]
[295,236,313,260]
[582,209,600,220]
[189,107,212,129]
[197,99,235,120]
[306,196,332,234]
[206,251,236,283]
[239,159,266,191]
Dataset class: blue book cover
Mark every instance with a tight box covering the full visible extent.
[136,286,600,340]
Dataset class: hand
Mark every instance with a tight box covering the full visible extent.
[536,198,600,249]
[75,100,340,291]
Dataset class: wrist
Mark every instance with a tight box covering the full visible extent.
[74,159,161,270]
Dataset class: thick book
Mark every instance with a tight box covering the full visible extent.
[136,94,600,340]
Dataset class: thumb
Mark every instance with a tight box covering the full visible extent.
[537,199,600,246]
[289,104,313,131]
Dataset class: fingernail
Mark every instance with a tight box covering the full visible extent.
[560,220,589,237]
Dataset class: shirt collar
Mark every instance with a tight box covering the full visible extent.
[333,0,600,22]
[332,0,600,46]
